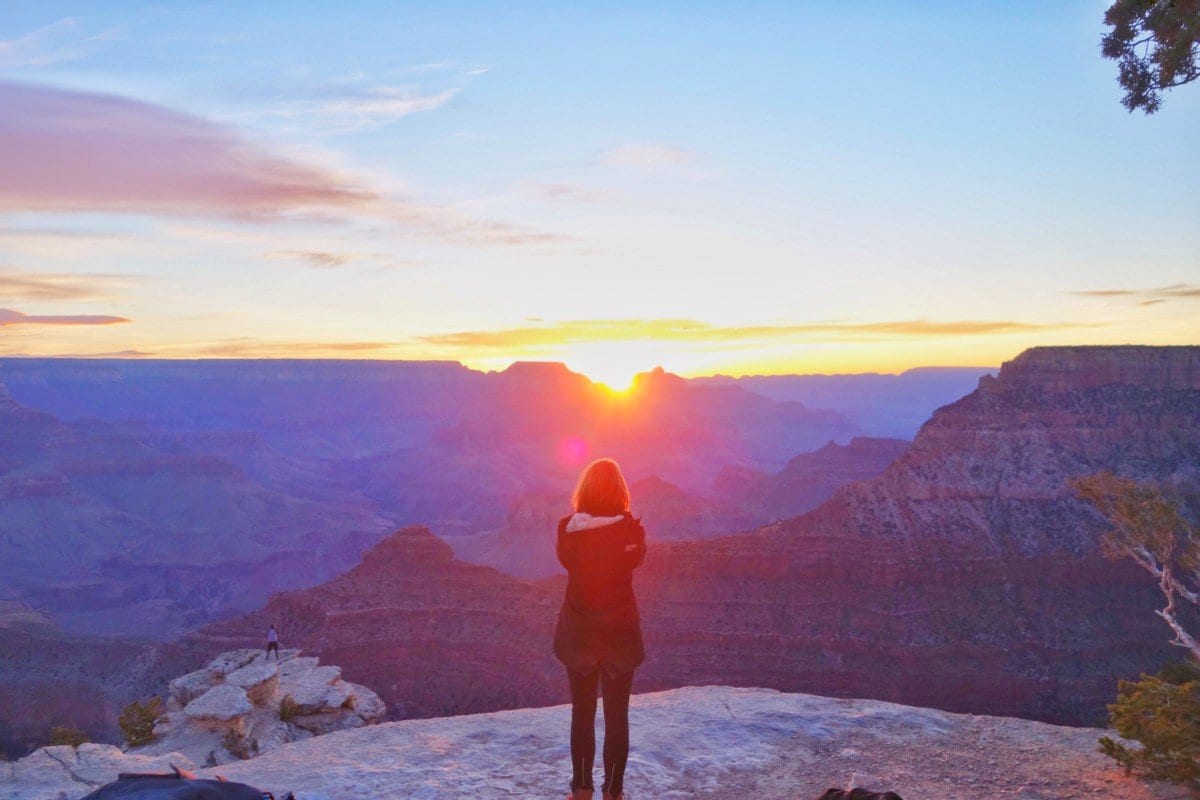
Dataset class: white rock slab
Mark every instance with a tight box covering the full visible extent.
[169,667,217,706]
[226,662,279,705]
[185,684,253,724]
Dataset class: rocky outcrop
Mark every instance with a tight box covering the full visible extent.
[0,687,1186,800]
[137,648,385,766]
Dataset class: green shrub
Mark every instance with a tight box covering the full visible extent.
[1099,661,1200,788]
[118,697,166,748]
[279,694,300,722]
[48,726,89,748]
[220,729,258,760]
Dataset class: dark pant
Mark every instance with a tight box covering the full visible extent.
[568,667,634,797]
[266,642,278,659]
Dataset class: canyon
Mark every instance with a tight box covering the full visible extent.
[186,346,1200,728]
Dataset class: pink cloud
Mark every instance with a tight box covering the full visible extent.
[0,308,129,326]
[0,80,376,220]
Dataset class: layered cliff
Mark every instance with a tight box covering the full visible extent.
[634,346,1200,722]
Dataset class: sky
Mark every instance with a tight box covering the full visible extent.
[0,1,1196,386]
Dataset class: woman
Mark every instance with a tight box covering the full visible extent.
[553,458,647,800]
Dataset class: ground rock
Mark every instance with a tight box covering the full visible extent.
[2,744,194,800]
[0,687,1186,800]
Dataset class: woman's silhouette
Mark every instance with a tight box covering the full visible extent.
[554,458,647,800]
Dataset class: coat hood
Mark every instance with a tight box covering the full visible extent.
[564,511,627,533]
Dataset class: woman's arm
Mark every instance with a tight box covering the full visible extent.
[625,518,646,569]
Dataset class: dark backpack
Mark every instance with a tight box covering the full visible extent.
[817,790,905,800]
[77,765,287,800]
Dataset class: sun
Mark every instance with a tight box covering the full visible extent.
[564,343,659,392]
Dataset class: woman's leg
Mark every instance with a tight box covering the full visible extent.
[568,668,600,791]
[599,670,634,797]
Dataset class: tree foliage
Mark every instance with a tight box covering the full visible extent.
[1072,471,1200,660]
[1073,473,1200,786]
[118,697,166,748]
[1099,662,1200,787]
[48,726,89,748]
[1102,0,1200,113]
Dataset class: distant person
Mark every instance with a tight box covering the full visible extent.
[266,624,279,659]
[554,458,647,800]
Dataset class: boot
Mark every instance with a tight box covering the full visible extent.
[568,790,593,800]
[602,793,622,800]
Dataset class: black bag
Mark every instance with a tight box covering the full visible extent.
[817,789,905,800]
[78,765,287,800]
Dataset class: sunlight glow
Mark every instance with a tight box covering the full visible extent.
[563,342,666,392]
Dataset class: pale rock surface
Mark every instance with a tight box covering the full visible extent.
[137,648,384,767]
[0,743,194,800]
[167,668,215,709]
[1,687,1190,800]
[184,684,253,725]
[224,662,279,705]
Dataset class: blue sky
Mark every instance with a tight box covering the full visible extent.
[0,1,1196,383]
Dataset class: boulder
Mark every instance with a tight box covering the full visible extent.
[184,684,252,728]
[283,666,343,714]
[226,662,279,705]
[348,684,387,722]
[169,667,217,707]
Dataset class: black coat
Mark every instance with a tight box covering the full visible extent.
[552,512,646,675]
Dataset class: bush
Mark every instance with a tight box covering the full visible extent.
[48,727,89,748]
[118,697,166,748]
[220,729,258,760]
[1099,661,1200,788]
[279,694,300,722]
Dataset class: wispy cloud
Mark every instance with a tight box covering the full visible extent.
[0,18,116,68]
[185,339,397,357]
[602,144,694,169]
[390,204,572,247]
[0,307,129,326]
[269,87,459,132]
[1069,283,1200,302]
[0,80,375,220]
[420,317,1100,349]
[0,81,571,248]
[265,250,358,268]
[536,183,615,204]
[0,270,132,301]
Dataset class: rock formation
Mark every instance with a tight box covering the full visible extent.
[135,648,385,766]
[1,686,1187,800]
